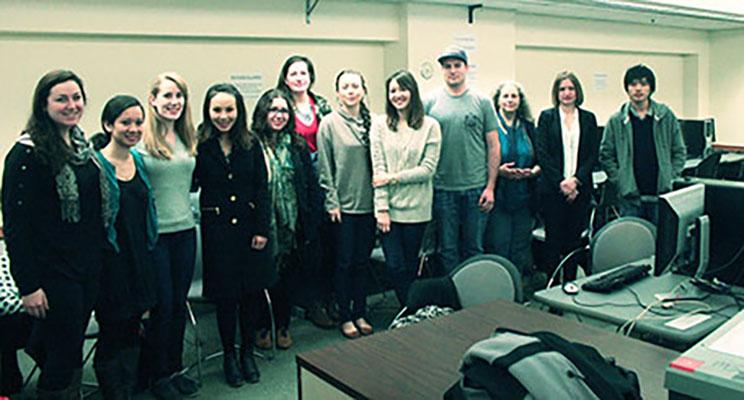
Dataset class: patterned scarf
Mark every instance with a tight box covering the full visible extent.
[21,127,112,226]
[262,133,298,257]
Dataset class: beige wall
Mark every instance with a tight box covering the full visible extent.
[516,48,685,125]
[710,29,744,144]
[1,0,741,161]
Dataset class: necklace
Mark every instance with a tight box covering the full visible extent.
[295,102,315,126]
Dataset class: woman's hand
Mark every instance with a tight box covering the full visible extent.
[251,235,268,250]
[373,173,395,188]
[376,211,391,233]
[22,288,49,319]
[499,162,523,180]
[328,208,342,223]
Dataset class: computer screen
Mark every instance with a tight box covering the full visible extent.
[655,184,707,276]
[679,119,715,160]
[675,177,744,285]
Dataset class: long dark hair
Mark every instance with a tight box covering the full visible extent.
[385,70,424,131]
[198,83,253,150]
[335,69,371,139]
[24,69,87,173]
[276,55,317,97]
[91,94,144,150]
[251,89,303,148]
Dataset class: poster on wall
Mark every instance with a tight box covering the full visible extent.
[230,73,264,101]
[454,34,477,83]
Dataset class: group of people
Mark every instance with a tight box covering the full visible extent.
[1,43,686,400]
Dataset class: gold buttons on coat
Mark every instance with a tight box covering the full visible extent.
[227,173,234,180]
[229,195,237,202]
[230,218,238,225]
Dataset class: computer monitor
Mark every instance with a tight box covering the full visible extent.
[679,118,716,160]
[655,184,709,276]
[674,177,744,285]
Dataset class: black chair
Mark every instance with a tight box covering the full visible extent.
[693,152,722,178]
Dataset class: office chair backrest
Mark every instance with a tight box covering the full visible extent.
[590,216,656,274]
[694,152,722,178]
[450,254,523,307]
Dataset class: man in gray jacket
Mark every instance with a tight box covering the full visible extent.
[599,64,686,224]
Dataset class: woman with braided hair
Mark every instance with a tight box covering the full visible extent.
[317,70,376,339]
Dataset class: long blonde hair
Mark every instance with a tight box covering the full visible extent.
[143,72,197,159]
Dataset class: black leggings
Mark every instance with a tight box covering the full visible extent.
[215,292,260,351]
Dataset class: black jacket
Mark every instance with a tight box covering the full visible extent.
[535,107,599,202]
[193,136,274,298]
[2,142,105,296]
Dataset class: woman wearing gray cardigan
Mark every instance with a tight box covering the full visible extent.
[317,70,376,340]
[370,70,441,304]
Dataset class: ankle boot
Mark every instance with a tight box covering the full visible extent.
[222,350,244,388]
[239,346,260,384]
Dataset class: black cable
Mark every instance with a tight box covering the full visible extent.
[706,241,744,275]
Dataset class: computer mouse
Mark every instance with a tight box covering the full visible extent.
[562,282,580,295]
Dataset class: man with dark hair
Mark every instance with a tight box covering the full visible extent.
[599,64,686,224]
[424,45,500,272]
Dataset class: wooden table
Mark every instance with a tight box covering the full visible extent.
[296,300,679,400]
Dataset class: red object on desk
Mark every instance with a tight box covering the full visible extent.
[670,356,705,373]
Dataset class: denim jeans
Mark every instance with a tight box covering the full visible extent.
[618,196,659,226]
[381,222,427,304]
[484,206,534,277]
[148,228,196,379]
[333,213,375,322]
[433,188,488,273]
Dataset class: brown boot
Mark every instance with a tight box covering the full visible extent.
[276,328,293,350]
[254,330,272,350]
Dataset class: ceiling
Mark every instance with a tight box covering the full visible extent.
[373,0,744,30]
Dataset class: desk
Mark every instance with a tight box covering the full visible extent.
[533,271,741,347]
[296,300,678,400]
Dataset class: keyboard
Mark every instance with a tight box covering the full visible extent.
[582,264,652,293]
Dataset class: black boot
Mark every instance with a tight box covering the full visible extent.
[223,350,244,388]
[239,346,260,384]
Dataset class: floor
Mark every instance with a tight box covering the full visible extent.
[9,292,402,400]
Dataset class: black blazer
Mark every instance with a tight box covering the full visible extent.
[535,107,599,201]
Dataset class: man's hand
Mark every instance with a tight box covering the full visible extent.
[478,187,495,212]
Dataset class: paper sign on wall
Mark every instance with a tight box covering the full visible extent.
[230,74,263,101]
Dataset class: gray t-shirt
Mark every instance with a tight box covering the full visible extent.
[425,88,498,191]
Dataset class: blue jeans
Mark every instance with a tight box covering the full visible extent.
[381,222,427,304]
[333,213,375,322]
[618,196,659,226]
[148,228,196,379]
[484,206,534,277]
[433,188,488,273]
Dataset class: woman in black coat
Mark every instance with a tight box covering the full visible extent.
[2,70,106,399]
[252,89,321,351]
[536,71,600,281]
[193,83,273,387]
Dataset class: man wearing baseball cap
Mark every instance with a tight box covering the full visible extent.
[424,45,500,272]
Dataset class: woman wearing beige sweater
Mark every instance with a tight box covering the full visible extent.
[370,70,441,305]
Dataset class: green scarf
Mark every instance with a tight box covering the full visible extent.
[263,133,298,258]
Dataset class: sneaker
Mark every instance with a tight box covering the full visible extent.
[276,328,293,349]
[255,330,272,350]
[307,304,335,329]
[171,374,200,397]
[151,378,182,400]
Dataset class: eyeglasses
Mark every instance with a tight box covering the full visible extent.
[268,107,290,114]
